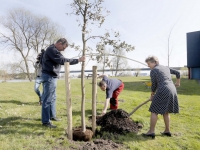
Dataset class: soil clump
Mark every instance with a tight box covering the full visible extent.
[96,109,143,134]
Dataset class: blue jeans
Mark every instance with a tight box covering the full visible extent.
[41,73,57,123]
[34,76,43,100]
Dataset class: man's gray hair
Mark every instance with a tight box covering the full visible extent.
[98,81,107,87]
[56,38,68,46]
[145,56,159,65]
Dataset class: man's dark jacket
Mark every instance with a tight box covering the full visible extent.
[42,44,78,77]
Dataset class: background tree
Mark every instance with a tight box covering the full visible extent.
[101,48,109,74]
[96,47,112,74]
[167,25,175,67]
[0,63,10,82]
[160,19,180,67]
[0,62,21,81]
[68,0,134,132]
[111,48,128,76]
[133,67,141,77]
[0,8,64,81]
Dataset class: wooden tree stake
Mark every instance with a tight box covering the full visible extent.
[64,62,72,140]
[92,66,97,135]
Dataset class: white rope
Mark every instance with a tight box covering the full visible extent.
[71,52,147,67]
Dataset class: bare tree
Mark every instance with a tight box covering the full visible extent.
[96,47,111,74]
[134,68,141,77]
[0,8,64,81]
[0,62,23,81]
[111,48,128,76]
[162,19,180,67]
[68,0,134,132]
[0,63,10,81]
[167,26,175,67]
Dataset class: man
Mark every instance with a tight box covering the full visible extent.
[98,75,124,115]
[41,38,85,128]
[34,49,45,105]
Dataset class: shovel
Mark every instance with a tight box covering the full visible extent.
[91,98,151,118]
[128,99,151,117]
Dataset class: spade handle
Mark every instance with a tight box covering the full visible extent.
[128,99,151,117]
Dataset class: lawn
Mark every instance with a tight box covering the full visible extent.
[0,76,200,150]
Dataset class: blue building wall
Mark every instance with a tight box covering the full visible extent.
[191,68,200,79]
[187,31,200,79]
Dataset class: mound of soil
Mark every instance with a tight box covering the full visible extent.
[96,109,143,134]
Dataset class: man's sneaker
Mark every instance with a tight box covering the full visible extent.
[42,122,57,128]
[39,101,43,105]
[50,117,61,121]
[39,97,42,105]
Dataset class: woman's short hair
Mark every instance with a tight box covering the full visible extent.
[145,56,159,65]
[98,81,107,87]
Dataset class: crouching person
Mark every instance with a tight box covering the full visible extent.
[98,75,124,115]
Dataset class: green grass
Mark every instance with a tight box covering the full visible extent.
[0,76,200,149]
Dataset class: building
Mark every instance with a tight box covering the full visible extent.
[187,31,200,79]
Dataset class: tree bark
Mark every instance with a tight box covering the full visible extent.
[80,3,88,133]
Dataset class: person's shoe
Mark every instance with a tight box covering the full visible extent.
[161,132,172,137]
[50,117,61,121]
[39,101,43,105]
[39,97,42,105]
[42,123,57,128]
[142,133,155,139]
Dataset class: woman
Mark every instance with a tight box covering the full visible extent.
[142,56,180,139]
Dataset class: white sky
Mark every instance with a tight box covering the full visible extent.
[1,0,200,71]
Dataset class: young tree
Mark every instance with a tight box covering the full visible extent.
[68,0,134,132]
[0,8,64,81]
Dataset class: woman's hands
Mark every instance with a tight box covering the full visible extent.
[175,78,180,87]
[150,95,154,101]
[150,92,155,101]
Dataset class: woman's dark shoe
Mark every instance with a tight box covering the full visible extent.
[161,132,172,137]
[142,133,155,139]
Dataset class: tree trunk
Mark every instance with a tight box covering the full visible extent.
[81,60,86,132]
[81,3,87,133]
[24,58,32,82]
[102,53,105,74]
[115,58,119,76]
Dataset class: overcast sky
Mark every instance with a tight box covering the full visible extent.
[1,0,200,71]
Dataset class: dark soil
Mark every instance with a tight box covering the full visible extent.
[69,139,124,150]
[73,127,93,141]
[69,109,142,149]
[96,109,143,134]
